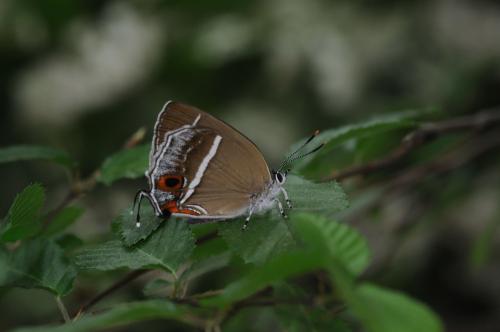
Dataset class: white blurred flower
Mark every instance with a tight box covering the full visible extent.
[14,2,165,125]
[262,0,408,113]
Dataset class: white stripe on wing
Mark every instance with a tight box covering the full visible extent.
[180,134,222,205]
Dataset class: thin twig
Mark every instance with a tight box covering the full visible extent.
[55,296,71,323]
[358,132,500,278]
[74,269,149,319]
[389,132,500,189]
[189,289,225,299]
[42,188,79,228]
[44,127,145,229]
[221,287,341,327]
[123,127,146,149]
[195,231,218,245]
[326,109,500,181]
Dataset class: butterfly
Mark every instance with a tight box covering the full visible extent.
[134,101,322,229]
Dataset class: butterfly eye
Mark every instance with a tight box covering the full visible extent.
[275,172,285,184]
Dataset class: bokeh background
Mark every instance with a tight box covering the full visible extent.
[1,1,500,331]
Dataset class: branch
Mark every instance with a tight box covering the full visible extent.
[389,131,500,188]
[358,131,500,279]
[195,230,218,245]
[216,286,343,328]
[326,109,500,181]
[74,269,149,319]
[44,128,146,229]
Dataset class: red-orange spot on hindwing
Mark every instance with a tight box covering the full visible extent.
[160,201,201,216]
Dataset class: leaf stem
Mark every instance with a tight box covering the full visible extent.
[55,296,70,323]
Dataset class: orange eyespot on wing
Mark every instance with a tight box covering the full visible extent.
[157,175,184,191]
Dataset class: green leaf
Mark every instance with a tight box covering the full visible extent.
[0,248,8,283]
[276,305,351,332]
[98,144,149,185]
[13,300,186,332]
[43,206,84,237]
[223,306,284,332]
[306,223,443,332]
[178,252,231,284]
[0,145,74,168]
[344,283,443,332]
[292,213,370,276]
[218,217,297,265]
[0,239,77,296]
[292,110,428,172]
[191,235,228,262]
[205,212,367,307]
[1,183,45,243]
[218,175,348,265]
[56,234,84,251]
[71,209,442,332]
[113,205,163,247]
[274,283,352,332]
[143,278,171,297]
[288,212,439,332]
[201,249,323,307]
[285,175,349,215]
[205,212,372,308]
[75,219,195,275]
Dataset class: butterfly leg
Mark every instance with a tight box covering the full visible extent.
[133,190,158,228]
[275,198,288,219]
[280,187,292,209]
[133,190,144,228]
[242,208,254,231]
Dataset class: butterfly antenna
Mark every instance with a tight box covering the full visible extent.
[283,142,325,166]
[279,130,320,171]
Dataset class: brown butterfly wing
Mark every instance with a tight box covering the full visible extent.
[148,101,271,217]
